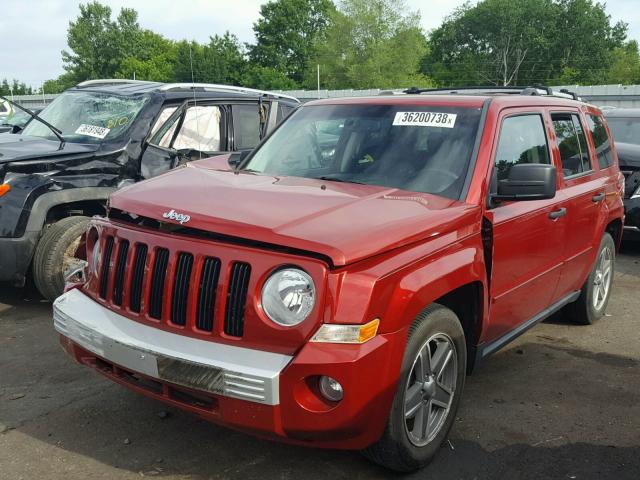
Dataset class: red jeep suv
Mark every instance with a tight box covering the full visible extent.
[54,86,624,472]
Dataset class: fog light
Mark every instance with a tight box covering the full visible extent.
[318,376,343,402]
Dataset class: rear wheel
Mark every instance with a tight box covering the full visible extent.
[565,232,615,325]
[362,304,466,472]
[32,216,90,301]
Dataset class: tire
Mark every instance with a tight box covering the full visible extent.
[564,232,616,325]
[32,216,90,301]
[362,304,466,472]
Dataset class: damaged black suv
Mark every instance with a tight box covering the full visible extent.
[0,79,298,300]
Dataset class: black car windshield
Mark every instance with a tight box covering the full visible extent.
[606,117,640,145]
[21,91,149,143]
[245,104,483,199]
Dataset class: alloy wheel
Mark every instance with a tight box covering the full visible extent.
[592,246,613,311]
[403,333,457,446]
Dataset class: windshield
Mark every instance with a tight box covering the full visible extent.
[245,104,482,199]
[21,91,149,143]
[606,117,640,145]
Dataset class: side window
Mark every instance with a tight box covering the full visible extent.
[587,114,614,169]
[150,106,178,137]
[551,113,591,177]
[151,105,222,152]
[232,104,261,150]
[493,114,550,184]
[276,104,295,124]
[173,105,221,152]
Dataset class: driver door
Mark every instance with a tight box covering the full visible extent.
[485,110,567,344]
[140,102,229,180]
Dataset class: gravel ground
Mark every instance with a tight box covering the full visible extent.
[1,242,638,480]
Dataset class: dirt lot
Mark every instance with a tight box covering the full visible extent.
[1,242,639,480]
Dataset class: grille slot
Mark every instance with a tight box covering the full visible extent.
[224,262,251,337]
[99,236,115,299]
[196,257,221,331]
[170,253,194,326]
[112,240,130,306]
[148,248,169,319]
[129,244,148,313]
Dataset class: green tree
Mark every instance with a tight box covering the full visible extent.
[0,79,33,95]
[426,0,627,87]
[62,2,147,82]
[173,33,248,85]
[116,31,177,82]
[309,0,431,89]
[604,40,640,84]
[250,0,335,85]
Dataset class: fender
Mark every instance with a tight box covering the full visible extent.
[327,231,487,336]
[25,187,116,233]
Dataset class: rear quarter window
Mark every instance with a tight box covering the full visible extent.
[587,114,614,169]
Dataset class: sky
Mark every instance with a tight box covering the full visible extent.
[1,0,638,88]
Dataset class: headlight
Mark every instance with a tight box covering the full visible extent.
[91,236,101,276]
[261,268,315,326]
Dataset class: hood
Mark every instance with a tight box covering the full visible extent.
[0,134,99,164]
[109,156,481,266]
[615,142,640,168]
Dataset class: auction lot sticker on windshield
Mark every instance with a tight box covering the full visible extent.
[393,112,457,128]
[75,124,111,139]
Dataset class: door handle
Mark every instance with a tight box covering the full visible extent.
[592,192,605,202]
[549,208,567,220]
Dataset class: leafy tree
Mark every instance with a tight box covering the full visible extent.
[426,0,627,87]
[604,41,640,85]
[250,0,335,85]
[116,31,177,82]
[42,74,77,94]
[0,79,33,95]
[309,0,432,89]
[62,2,147,82]
[243,65,298,90]
[173,33,248,85]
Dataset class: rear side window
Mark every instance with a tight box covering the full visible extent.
[232,104,261,150]
[587,114,614,169]
[551,113,591,177]
[493,114,550,182]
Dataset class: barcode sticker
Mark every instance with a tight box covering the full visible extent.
[75,124,110,139]
[392,112,457,128]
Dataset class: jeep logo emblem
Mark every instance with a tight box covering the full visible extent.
[162,209,191,224]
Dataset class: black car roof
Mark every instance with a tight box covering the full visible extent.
[69,80,299,104]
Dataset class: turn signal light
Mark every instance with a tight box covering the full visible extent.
[0,184,10,197]
[310,318,380,344]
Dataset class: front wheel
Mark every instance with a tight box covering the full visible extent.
[362,304,466,472]
[564,232,616,325]
[32,216,90,301]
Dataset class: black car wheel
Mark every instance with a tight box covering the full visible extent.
[362,304,466,472]
[32,216,90,301]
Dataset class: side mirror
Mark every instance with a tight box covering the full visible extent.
[493,163,557,201]
[228,150,251,168]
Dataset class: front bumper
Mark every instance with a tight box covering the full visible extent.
[54,289,404,449]
[0,231,39,283]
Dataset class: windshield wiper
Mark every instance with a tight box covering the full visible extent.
[312,176,366,185]
[0,95,65,149]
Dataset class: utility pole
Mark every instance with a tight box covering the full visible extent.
[317,64,320,93]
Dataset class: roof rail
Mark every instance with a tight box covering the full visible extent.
[158,83,299,102]
[76,79,158,88]
[403,85,581,101]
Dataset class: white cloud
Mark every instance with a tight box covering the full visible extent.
[0,0,637,88]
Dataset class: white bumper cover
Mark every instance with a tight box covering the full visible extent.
[53,289,292,405]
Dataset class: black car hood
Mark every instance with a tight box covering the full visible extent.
[0,135,99,163]
[615,142,640,168]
